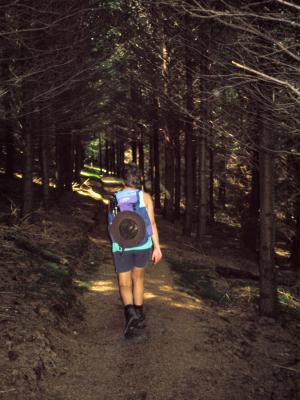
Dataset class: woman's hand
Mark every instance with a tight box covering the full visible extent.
[152,247,162,265]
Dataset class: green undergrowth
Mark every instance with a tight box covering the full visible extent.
[167,257,300,316]
[278,287,300,309]
[167,258,231,305]
[74,278,93,292]
[80,170,103,180]
[84,164,103,172]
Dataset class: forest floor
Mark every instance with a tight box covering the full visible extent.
[0,176,299,400]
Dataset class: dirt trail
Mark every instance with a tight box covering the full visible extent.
[44,236,232,400]
[43,192,299,400]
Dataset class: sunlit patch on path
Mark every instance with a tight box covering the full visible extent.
[89,279,118,294]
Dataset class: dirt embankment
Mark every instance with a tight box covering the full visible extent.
[0,192,100,400]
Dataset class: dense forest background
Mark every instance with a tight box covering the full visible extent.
[1,0,300,320]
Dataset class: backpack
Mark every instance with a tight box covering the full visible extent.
[108,189,153,250]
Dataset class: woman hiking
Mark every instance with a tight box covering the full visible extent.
[108,163,162,338]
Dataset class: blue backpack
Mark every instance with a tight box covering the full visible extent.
[108,189,153,249]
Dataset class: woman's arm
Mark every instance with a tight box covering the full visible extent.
[144,192,162,264]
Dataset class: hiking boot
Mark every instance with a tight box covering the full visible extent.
[124,305,139,338]
[134,305,146,329]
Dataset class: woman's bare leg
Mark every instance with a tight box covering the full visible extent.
[132,267,145,306]
[118,271,133,305]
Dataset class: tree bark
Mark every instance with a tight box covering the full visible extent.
[105,139,109,173]
[290,199,300,280]
[164,130,175,220]
[209,147,215,223]
[152,98,161,209]
[132,141,137,164]
[174,127,181,218]
[116,134,124,177]
[242,150,260,253]
[197,131,208,240]
[110,138,116,174]
[56,133,73,192]
[259,125,277,317]
[21,115,33,217]
[40,122,50,207]
[218,156,226,208]
[74,134,83,183]
[2,46,14,178]
[289,156,300,280]
[183,15,194,235]
[64,134,73,192]
[138,131,145,182]
[148,133,154,194]
[98,134,102,170]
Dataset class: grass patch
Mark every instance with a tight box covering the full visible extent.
[278,287,300,308]
[230,283,259,304]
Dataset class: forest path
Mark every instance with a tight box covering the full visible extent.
[44,227,240,400]
[43,185,298,400]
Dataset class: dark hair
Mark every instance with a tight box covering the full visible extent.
[122,163,142,189]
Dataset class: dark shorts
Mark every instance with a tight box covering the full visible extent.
[113,248,152,273]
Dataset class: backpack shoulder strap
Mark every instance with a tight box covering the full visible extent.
[137,190,146,208]
[135,189,143,209]
[109,193,119,216]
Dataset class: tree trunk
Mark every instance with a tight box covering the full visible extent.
[2,46,14,178]
[197,131,208,240]
[98,134,102,170]
[64,134,73,191]
[56,134,64,193]
[153,98,161,209]
[110,138,116,174]
[148,134,154,194]
[4,111,14,179]
[138,132,145,182]
[74,134,83,183]
[174,127,181,218]
[40,124,50,207]
[116,134,124,177]
[218,156,226,208]
[56,133,73,192]
[132,141,137,163]
[164,130,174,220]
[289,156,300,280]
[183,16,194,235]
[242,150,260,253]
[21,117,33,217]
[259,125,277,317]
[290,199,300,280]
[209,147,215,223]
[105,139,109,173]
